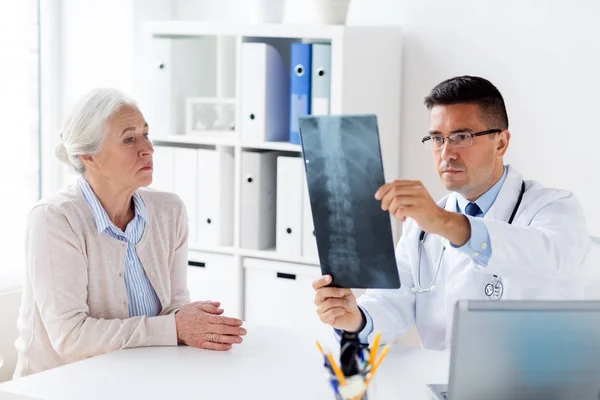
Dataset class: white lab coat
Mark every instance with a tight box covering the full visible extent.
[358,165,591,350]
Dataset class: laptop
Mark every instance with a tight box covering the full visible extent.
[428,300,600,400]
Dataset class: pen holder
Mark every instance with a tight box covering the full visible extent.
[318,332,387,400]
[334,375,369,400]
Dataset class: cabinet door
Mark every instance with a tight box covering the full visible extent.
[244,258,331,339]
[187,251,240,318]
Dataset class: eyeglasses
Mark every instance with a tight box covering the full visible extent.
[421,129,502,149]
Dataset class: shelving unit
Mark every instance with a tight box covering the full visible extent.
[237,248,319,266]
[153,135,239,147]
[139,21,402,336]
[240,141,302,153]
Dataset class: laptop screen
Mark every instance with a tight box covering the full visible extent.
[447,300,600,400]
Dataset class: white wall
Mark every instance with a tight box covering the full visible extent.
[0,0,39,272]
[60,0,135,105]
[45,0,171,190]
[172,0,600,235]
[349,0,600,236]
[58,0,173,105]
[52,0,600,234]
[172,0,246,21]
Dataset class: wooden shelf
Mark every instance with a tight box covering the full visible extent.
[154,137,302,152]
[240,141,302,152]
[153,134,238,147]
[186,245,321,266]
[188,245,237,256]
[238,248,320,266]
[145,21,346,41]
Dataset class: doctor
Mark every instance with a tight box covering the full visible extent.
[312,75,590,350]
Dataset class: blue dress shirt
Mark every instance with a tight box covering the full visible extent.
[452,166,508,266]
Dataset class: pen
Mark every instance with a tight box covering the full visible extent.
[317,340,336,375]
[365,345,390,386]
[327,352,347,386]
[329,377,340,395]
[369,333,382,367]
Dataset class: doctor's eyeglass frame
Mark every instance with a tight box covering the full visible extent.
[421,129,503,149]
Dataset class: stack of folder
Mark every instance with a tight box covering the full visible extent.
[241,41,332,145]
[151,145,234,248]
[289,42,332,144]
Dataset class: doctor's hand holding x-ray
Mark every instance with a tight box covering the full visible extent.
[312,180,473,333]
[313,75,591,350]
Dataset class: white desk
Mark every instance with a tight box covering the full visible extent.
[0,392,40,400]
[0,325,449,400]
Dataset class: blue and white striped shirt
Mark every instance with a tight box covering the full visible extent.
[78,177,162,317]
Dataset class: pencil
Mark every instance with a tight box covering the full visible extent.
[365,345,390,386]
[316,340,324,356]
[369,333,382,367]
[327,352,347,386]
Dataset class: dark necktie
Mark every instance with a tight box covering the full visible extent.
[465,202,482,217]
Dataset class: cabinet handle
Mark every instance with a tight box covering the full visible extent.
[277,272,296,280]
[286,227,292,234]
[189,261,206,268]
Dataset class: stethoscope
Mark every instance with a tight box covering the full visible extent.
[411,181,526,301]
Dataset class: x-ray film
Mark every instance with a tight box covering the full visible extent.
[298,114,400,289]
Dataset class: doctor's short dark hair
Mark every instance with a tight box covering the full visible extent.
[424,75,509,130]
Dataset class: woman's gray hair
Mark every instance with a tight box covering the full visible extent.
[55,88,139,174]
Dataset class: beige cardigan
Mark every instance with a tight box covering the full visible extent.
[14,184,190,377]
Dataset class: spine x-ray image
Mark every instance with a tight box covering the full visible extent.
[298,114,400,289]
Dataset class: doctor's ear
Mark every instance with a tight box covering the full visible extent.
[496,130,511,157]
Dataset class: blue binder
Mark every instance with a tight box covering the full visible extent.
[289,43,312,144]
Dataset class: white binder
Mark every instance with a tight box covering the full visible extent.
[241,43,289,142]
[150,38,176,135]
[310,43,331,115]
[196,147,234,247]
[240,151,278,250]
[173,147,198,246]
[276,156,304,257]
[151,145,175,193]
[302,175,319,260]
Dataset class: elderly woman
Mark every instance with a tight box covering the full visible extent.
[14,88,246,377]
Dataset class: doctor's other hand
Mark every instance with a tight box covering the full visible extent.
[375,180,445,234]
[313,275,364,333]
[175,301,247,351]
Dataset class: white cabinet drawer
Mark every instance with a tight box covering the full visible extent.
[187,251,240,319]
[243,258,332,339]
